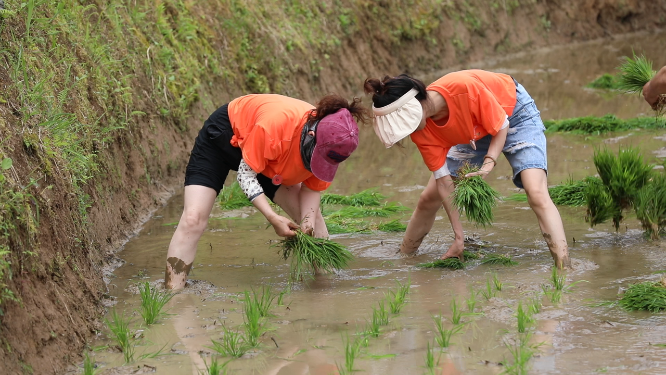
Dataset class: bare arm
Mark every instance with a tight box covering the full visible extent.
[643,65,666,109]
[465,126,509,177]
[298,185,321,235]
[435,175,465,248]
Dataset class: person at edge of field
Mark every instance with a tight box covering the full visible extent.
[643,65,666,109]
[363,70,571,269]
[164,94,367,290]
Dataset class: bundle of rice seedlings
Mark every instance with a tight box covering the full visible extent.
[377,219,407,232]
[417,257,465,269]
[544,115,665,134]
[479,253,519,266]
[325,217,373,234]
[277,230,353,281]
[326,202,408,218]
[634,173,666,240]
[618,53,664,114]
[618,281,666,312]
[585,176,616,226]
[218,181,252,210]
[321,188,385,207]
[590,147,654,229]
[587,73,622,90]
[452,164,501,227]
[549,176,600,206]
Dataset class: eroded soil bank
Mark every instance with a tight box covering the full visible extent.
[0,0,665,373]
[91,32,666,374]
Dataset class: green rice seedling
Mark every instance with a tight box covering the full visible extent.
[373,301,390,326]
[589,147,654,230]
[83,352,96,375]
[321,188,385,206]
[138,282,175,325]
[208,326,250,358]
[550,267,565,291]
[618,53,655,94]
[618,281,666,312]
[528,294,542,315]
[492,273,503,291]
[200,356,229,375]
[480,253,518,266]
[541,284,562,304]
[516,301,533,333]
[585,177,616,226]
[245,286,276,318]
[432,314,463,348]
[502,334,536,375]
[242,294,264,348]
[452,163,501,227]
[277,230,354,281]
[339,332,362,374]
[449,297,462,325]
[218,181,252,210]
[480,277,496,300]
[466,287,478,312]
[325,217,373,234]
[377,219,407,232]
[424,340,439,374]
[462,250,481,260]
[544,115,665,134]
[385,279,411,314]
[105,309,135,363]
[549,177,598,206]
[587,73,622,90]
[365,314,381,338]
[417,258,465,270]
[276,285,291,306]
[634,173,666,240]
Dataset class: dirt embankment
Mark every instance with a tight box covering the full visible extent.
[0,0,663,373]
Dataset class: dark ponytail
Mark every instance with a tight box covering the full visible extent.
[363,74,427,108]
[306,94,369,124]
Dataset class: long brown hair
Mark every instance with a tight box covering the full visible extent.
[306,94,369,124]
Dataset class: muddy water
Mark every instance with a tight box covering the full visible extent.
[92,31,666,375]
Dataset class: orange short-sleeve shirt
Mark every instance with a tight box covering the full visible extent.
[227,94,331,191]
[410,70,517,172]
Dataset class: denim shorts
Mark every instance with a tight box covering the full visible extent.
[446,79,547,189]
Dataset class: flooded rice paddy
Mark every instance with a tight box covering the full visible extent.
[92,32,666,375]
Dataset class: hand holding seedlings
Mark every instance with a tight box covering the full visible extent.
[642,65,666,110]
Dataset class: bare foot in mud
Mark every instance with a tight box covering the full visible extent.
[164,257,192,290]
[553,254,572,270]
[440,239,464,261]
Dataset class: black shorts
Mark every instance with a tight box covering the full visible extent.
[184,104,280,201]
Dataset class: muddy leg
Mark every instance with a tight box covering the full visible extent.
[164,185,217,289]
[400,176,444,255]
[521,168,571,269]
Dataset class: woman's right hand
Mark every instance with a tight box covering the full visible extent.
[269,215,299,237]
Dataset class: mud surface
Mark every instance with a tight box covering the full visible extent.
[87,33,666,375]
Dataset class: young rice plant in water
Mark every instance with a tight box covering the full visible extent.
[105,309,135,363]
[633,173,666,239]
[480,253,518,266]
[245,286,276,318]
[452,163,500,227]
[208,326,250,358]
[138,282,175,325]
[417,258,465,270]
[385,279,410,314]
[201,356,229,375]
[321,188,385,206]
[618,281,666,312]
[277,230,353,281]
[432,314,463,348]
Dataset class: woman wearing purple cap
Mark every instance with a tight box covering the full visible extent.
[164,94,366,289]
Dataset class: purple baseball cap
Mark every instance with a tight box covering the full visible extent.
[310,108,359,182]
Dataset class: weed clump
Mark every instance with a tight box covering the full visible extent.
[618,281,666,312]
[543,115,665,134]
[218,182,252,210]
[277,230,353,281]
[452,164,500,227]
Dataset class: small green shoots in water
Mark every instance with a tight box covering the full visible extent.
[138,282,175,325]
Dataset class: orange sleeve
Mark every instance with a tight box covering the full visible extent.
[473,86,508,136]
[240,126,281,173]
[303,175,331,192]
[410,130,451,172]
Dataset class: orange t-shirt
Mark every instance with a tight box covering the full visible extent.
[410,70,517,172]
[227,94,331,191]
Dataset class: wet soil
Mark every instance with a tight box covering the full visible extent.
[86,32,666,375]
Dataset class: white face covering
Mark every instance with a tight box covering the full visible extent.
[372,89,423,148]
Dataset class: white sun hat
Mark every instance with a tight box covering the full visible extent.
[372,88,423,148]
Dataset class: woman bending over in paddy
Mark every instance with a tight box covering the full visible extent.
[364,70,570,269]
[165,94,367,289]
